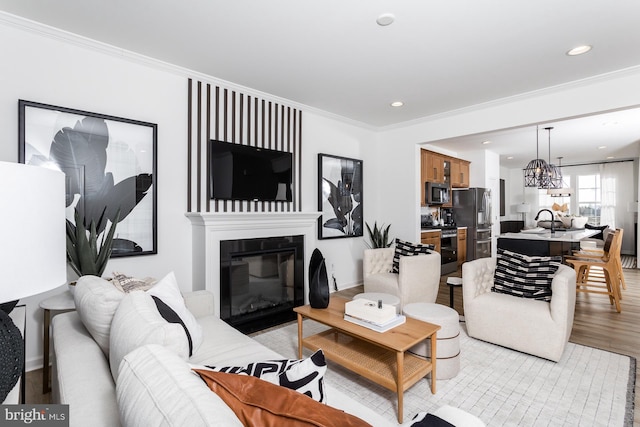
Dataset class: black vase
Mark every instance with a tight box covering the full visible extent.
[309,249,329,308]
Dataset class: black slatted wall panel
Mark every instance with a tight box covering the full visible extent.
[187,79,302,213]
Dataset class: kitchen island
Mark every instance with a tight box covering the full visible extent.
[498,228,599,259]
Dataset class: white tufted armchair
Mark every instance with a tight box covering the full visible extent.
[462,257,577,362]
[363,247,441,309]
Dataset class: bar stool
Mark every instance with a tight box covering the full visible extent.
[566,229,623,312]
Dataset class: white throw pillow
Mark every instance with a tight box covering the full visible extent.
[117,344,242,427]
[147,272,203,354]
[109,292,189,382]
[74,275,124,356]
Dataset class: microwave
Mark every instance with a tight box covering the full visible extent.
[426,182,450,205]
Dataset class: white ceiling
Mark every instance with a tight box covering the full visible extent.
[429,107,640,168]
[2,0,640,164]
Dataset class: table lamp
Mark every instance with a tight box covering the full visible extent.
[0,161,66,402]
[516,203,531,226]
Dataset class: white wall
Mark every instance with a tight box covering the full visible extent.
[0,17,373,369]
[0,19,193,370]
[300,113,379,289]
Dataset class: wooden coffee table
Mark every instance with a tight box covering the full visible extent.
[293,297,440,423]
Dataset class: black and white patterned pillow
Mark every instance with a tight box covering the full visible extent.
[392,238,434,273]
[492,248,561,302]
[402,412,455,427]
[203,349,327,403]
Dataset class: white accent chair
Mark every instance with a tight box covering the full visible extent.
[363,247,441,309]
[462,257,577,362]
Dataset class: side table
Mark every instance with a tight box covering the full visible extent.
[446,276,462,306]
[40,290,75,394]
[446,277,464,322]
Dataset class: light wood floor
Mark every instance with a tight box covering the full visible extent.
[25,267,640,425]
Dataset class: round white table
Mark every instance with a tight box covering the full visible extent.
[40,290,75,394]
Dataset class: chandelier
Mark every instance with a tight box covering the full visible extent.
[547,157,573,197]
[523,126,551,188]
[544,127,563,190]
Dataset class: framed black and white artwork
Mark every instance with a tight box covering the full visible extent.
[18,100,158,257]
[317,153,363,239]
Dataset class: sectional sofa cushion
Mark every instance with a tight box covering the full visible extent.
[194,369,371,427]
[203,349,327,403]
[392,238,434,273]
[109,291,190,381]
[74,275,124,356]
[117,344,243,427]
[492,249,561,302]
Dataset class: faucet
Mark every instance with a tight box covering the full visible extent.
[534,209,555,234]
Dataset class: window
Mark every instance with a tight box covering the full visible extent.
[577,174,601,225]
[537,174,571,215]
[537,173,602,225]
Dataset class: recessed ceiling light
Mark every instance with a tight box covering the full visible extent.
[507,156,514,160]
[567,45,592,56]
[376,13,395,26]
[482,140,491,145]
[390,101,403,107]
[598,145,607,149]
[606,156,615,159]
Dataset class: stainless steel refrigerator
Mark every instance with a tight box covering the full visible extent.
[452,187,492,261]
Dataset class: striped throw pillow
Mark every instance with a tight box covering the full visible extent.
[492,249,561,302]
[391,238,434,274]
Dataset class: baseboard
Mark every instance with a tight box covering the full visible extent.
[25,356,44,373]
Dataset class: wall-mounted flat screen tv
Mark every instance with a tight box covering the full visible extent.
[209,140,293,202]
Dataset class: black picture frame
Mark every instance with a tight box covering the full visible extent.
[317,153,363,239]
[18,100,158,257]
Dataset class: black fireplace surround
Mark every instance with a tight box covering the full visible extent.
[219,235,304,333]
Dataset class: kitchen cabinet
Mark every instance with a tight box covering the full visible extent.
[420,150,429,206]
[426,152,445,183]
[451,159,470,188]
[421,230,441,253]
[457,227,467,265]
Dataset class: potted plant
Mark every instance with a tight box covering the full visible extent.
[66,207,120,279]
[365,222,393,248]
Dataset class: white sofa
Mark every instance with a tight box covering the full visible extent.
[52,275,483,427]
[363,248,441,309]
[462,258,577,362]
[52,276,392,427]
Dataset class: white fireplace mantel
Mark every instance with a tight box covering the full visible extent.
[186,212,321,316]
[186,212,321,232]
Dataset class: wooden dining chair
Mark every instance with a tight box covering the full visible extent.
[565,229,623,312]
[573,228,626,293]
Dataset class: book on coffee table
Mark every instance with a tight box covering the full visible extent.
[343,313,406,333]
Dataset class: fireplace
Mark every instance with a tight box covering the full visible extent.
[220,235,304,333]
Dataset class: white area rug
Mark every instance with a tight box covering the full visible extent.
[252,320,635,426]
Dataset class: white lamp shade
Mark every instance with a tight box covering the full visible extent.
[0,162,66,302]
[516,203,531,213]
